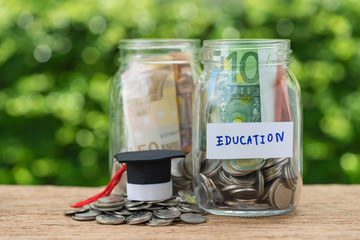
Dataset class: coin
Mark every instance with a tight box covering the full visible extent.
[154,209,181,219]
[146,216,174,227]
[272,182,293,209]
[257,170,264,197]
[113,208,133,216]
[202,159,222,177]
[126,212,153,225]
[264,157,288,168]
[180,213,207,224]
[126,202,152,211]
[63,208,88,215]
[155,199,179,207]
[178,191,197,204]
[230,158,265,172]
[96,214,125,225]
[93,205,124,212]
[208,177,224,203]
[125,201,145,208]
[98,195,125,204]
[93,201,125,208]
[72,209,101,221]
[222,160,248,176]
[179,203,206,214]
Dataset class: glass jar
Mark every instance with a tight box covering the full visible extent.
[192,39,302,216]
[109,39,201,194]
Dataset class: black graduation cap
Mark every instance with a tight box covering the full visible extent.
[114,150,185,201]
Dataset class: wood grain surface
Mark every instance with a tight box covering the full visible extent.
[0,185,359,239]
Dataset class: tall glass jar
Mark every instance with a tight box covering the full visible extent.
[109,39,201,194]
[192,39,302,216]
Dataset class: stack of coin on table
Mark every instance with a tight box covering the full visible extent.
[64,191,206,226]
[198,157,301,210]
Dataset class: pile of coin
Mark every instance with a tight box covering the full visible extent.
[64,192,206,226]
[197,157,301,210]
[171,155,193,193]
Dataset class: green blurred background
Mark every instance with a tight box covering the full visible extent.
[0,0,359,186]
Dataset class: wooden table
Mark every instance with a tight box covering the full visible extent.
[0,185,359,239]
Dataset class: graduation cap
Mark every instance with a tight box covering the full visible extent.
[114,150,185,201]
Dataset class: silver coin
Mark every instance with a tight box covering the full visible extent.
[146,216,174,227]
[126,202,152,211]
[93,200,125,208]
[257,170,264,197]
[179,204,206,214]
[63,208,88,215]
[217,170,235,186]
[93,205,124,212]
[178,191,197,204]
[72,209,101,221]
[208,177,224,203]
[264,167,283,182]
[168,206,191,213]
[171,157,186,178]
[154,209,181,219]
[113,208,133,216]
[98,195,125,204]
[180,213,207,224]
[83,205,91,210]
[229,172,257,187]
[183,154,193,180]
[268,178,282,208]
[155,199,179,207]
[264,157,288,168]
[272,182,294,209]
[126,212,153,225]
[125,201,145,208]
[202,159,222,177]
[285,164,296,189]
[96,214,125,225]
[144,205,164,211]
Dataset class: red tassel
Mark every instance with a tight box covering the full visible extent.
[71,164,127,208]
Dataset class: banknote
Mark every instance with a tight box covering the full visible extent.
[171,52,195,154]
[122,59,181,152]
[207,48,278,124]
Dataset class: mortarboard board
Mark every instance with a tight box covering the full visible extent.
[114,150,185,201]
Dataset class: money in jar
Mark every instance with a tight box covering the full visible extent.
[109,39,201,194]
[192,39,302,216]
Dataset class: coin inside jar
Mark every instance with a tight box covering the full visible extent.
[272,182,294,209]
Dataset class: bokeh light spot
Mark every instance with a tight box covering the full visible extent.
[32,158,58,177]
[89,15,107,34]
[81,47,100,65]
[12,167,33,184]
[76,129,95,147]
[34,44,52,63]
[79,148,98,167]
[17,12,34,29]
[55,37,72,55]
[276,19,294,36]
[180,2,198,20]
[340,153,360,173]
[222,27,240,39]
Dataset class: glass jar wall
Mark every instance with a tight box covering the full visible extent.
[109,39,201,194]
[192,39,302,216]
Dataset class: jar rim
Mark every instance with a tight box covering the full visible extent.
[119,39,200,50]
[203,39,290,50]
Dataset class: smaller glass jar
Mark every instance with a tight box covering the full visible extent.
[192,39,302,216]
[109,39,201,194]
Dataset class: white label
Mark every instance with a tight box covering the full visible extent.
[206,122,293,159]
